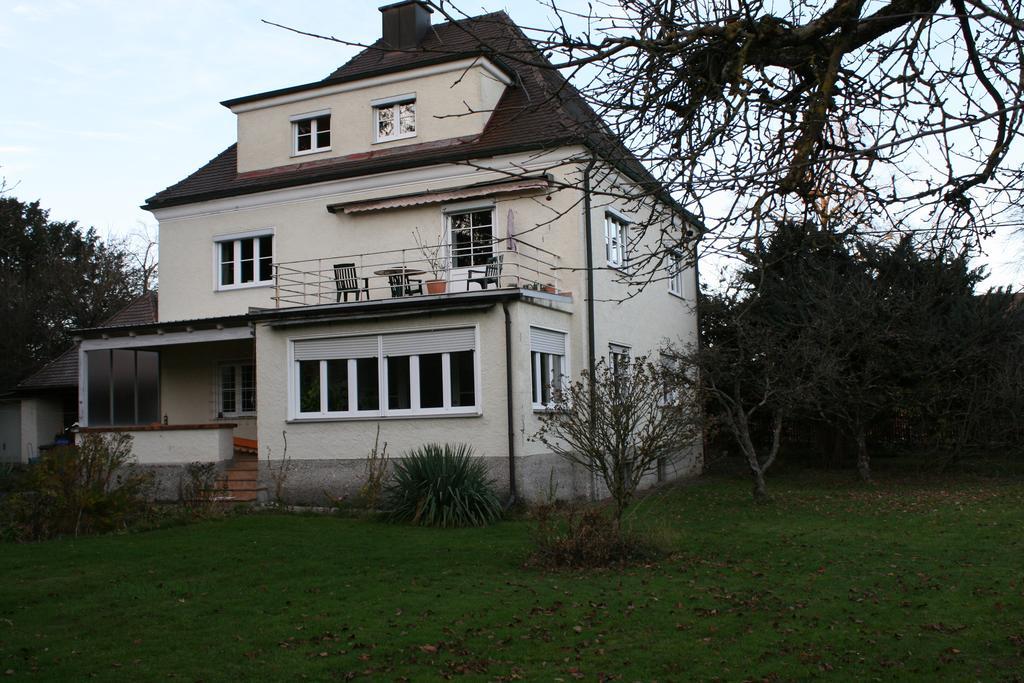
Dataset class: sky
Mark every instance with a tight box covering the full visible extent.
[1,0,1020,288]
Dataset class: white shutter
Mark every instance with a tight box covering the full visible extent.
[381,328,476,357]
[293,336,378,361]
[530,327,566,356]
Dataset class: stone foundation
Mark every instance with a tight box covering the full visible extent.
[132,445,703,506]
[256,445,702,506]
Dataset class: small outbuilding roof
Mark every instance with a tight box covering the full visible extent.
[16,292,159,392]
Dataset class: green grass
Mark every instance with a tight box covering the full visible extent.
[2,473,1023,681]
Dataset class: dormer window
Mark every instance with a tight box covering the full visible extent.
[291,110,331,155]
[373,94,416,142]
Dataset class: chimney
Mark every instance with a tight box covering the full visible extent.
[379,1,433,50]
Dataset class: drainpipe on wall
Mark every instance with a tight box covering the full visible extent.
[582,156,598,501]
[503,302,517,506]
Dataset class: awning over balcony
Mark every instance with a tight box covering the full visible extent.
[326,176,551,215]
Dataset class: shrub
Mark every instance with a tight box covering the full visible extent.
[358,425,390,509]
[179,462,225,511]
[385,443,502,527]
[528,504,663,569]
[0,433,153,542]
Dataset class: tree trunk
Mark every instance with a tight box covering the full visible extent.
[855,427,872,482]
[751,467,770,502]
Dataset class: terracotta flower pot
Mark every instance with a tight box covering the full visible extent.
[542,284,558,293]
[426,279,447,294]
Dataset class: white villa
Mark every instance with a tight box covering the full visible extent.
[67,2,700,502]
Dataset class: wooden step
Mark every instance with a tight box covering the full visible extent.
[226,469,258,483]
[227,481,263,492]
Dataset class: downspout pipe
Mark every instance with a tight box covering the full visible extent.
[583,157,598,388]
[582,156,598,500]
[503,301,517,506]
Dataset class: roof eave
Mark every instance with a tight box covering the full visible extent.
[220,51,517,110]
[142,136,584,211]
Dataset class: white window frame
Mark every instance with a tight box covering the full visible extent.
[372,93,417,143]
[217,361,256,418]
[530,326,569,410]
[668,250,684,297]
[605,211,630,268]
[213,229,275,291]
[447,206,496,270]
[291,109,332,156]
[287,327,482,421]
[609,342,632,378]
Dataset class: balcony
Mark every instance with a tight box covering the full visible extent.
[272,238,565,308]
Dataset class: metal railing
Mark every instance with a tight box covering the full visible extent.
[272,238,563,308]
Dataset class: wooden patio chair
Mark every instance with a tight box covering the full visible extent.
[467,255,504,289]
[388,273,423,297]
[334,263,369,302]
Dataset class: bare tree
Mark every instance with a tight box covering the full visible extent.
[534,356,702,522]
[271,1,1024,279]
[666,288,819,500]
[120,222,159,293]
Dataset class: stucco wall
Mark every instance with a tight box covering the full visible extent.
[155,155,584,323]
[585,165,700,359]
[254,307,510,464]
[160,339,257,440]
[19,397,65,463]
[92,427,235,465]
[0,401,21,463]
[235,60,507,173]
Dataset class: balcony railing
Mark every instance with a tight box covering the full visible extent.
[272,238,564,308]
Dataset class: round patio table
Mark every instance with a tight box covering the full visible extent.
[372,267,426,277]
[373,266,427,297]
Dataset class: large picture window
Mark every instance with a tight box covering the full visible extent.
[85,349,160,427]
[292,328,479,419]
[449,208,494,268]
[530,327,568,409]
[216,232,273,289]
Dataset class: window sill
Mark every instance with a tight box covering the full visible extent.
[216,282,274,292]
[288,410,481,423]
[291,147,331,158]
[532,406,564,414]
[373,132,417,145]
[668,290,687,300]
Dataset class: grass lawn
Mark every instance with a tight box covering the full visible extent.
[1,473,1023,681]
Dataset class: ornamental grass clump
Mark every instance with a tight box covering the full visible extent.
[385,443,502,528]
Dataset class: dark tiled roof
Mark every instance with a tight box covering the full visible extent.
[102,290,159,328]
[16,292,158,391]
[144,11,657,211]
[16,346,79,391]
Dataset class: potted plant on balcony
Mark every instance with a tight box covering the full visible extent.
[413,227,449,294]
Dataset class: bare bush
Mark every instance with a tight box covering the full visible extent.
[534,356,701,523]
